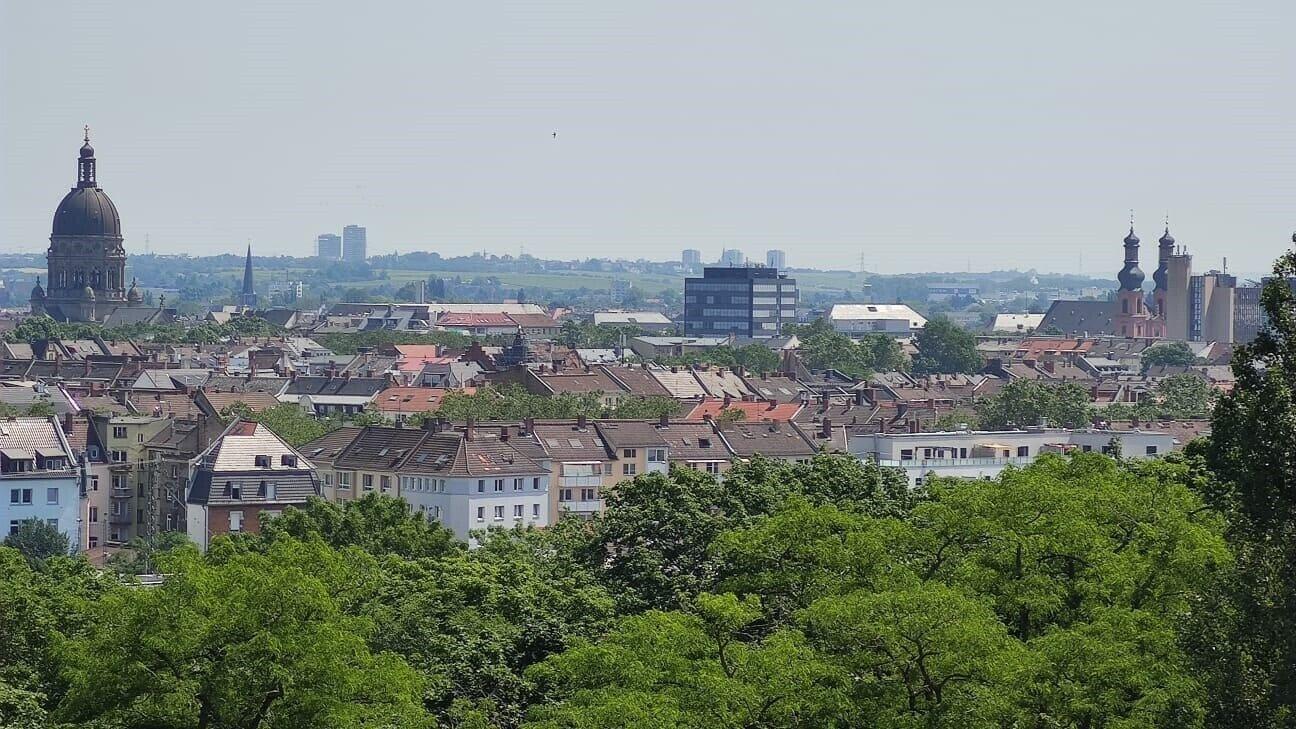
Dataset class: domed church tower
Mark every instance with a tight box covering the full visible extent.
[32,128,128,322]
[1111,218,1165,339]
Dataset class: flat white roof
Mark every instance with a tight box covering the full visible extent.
[828,304,927,329]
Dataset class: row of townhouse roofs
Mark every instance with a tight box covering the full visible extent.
[2,410,1206,557]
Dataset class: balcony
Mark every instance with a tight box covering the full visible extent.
[108,512,132,526]
[559,475,602,488]
[560,500,604,514]
[110,486,133,499]
[877,456,1034,468]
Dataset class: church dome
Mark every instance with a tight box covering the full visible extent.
[1118,263,1145,291]
[30,277,45,300]
[127,279,142,303]
[52,186,121,237]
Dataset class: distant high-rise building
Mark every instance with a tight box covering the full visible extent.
[682,249,702,272]
[610,278,631,304]
[766,249,786,269]
[683,266,798,338]
[719,249,745,267]
[316,233,342,259]
[342,225,367,262]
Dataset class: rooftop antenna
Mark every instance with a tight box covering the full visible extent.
[144,233,151,255]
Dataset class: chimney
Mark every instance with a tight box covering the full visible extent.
[1024,358,1037,370]
[1042,360,1055,374]
[523,417,535,435]
[722,394,732,408]
[854,390,866,406]
[910,419,920,434]
[659,413,669,428]
[62,412,74,431]
[820,417,832,439]
[465,417,475,441]
[422,418,437,431]
[499,425,510,442]
[577,414,587,430]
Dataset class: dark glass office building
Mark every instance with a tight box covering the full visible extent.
[683,266,798,338]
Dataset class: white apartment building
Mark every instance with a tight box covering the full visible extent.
[1,416,81,550]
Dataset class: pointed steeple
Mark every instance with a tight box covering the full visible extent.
[240,243,257,308]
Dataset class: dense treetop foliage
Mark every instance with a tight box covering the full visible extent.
[912,315,982,375]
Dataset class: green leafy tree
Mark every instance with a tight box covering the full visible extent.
[260,494,459,560]
[525,593,847,729]
[3,520,69,566]
[58,539,432,729]
[912,315,982,374]
[104,530,190,575]
[1142,340,1197,373]
[222,402,337,447]
[975,378,1094,429]
[1198,248,1296,727]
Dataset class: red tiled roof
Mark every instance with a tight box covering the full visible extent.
[374,386,475,413]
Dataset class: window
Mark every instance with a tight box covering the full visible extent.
[280,455,297,467]
[477,479,485,493]
[254,455,270,468]
[513,478,523,491]
[476,507,485,522]
[89,506,98,523]
[494,479,504,492]
[559,488,573,502]
[7,520,17,535]
[230,483,241,500]
[8,489,16,504]
[622,448,637,458]
[112,426,127,439]
[493,505,505,521]
[89,536,99,548]
[111,451,127,463]
[622,463,636,476]
[380,475,390,492]
[1082,445,1093,453]
[1017,446,1029,457]
[229,510,244,532]
[580,488,597,501]
[647,448,666,463]
[705,462,721,475]
[532,503,540,517]
[513,504,524,519]
[362,474,374,491]
[90,475,99,491]
[19,489,31,505]
[532,477,541,490]
[137,433,144,443]
[1145,445,1158,455]
[900,449,914,461]
[46,488,58,505]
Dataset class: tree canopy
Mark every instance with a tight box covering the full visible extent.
[912,315,982,375]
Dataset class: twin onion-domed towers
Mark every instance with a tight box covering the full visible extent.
[1112,216,1174,338]
[30,128,141,322]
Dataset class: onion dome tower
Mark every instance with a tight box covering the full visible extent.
[1151,223,1175,317]
[1112,215,1163,338]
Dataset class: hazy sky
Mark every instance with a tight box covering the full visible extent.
[2,1,1293,275]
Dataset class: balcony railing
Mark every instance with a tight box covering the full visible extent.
[560,500,604,513]
[108,512,132,525]
[877,456,1034,468]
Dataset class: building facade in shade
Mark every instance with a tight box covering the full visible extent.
[683,266,798,338]
[719,249,745,267]
[681,249,702,272]
[765,249,786,270]
[1233,284,1264,344]
[316,233,342,259]
[342,225,367,262]
[31,131,129,322]
[1189,271,1236,343]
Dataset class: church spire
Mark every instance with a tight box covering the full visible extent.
[240,243,257,308]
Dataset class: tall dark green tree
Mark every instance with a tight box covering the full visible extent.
[1201,245,1296,727]
[912,315,981,374]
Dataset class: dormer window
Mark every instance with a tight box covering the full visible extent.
[280,455,297,467]
[230,483,241,500]
[254,455,270,468]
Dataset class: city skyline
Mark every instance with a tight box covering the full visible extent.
[2,2,1294,274]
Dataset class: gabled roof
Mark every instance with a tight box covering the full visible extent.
[373,386,460,414]
[333,426,430,471]
[717,421,819,458]
[1037,300,1118,337]
[684,398,802,422]
[0,416,74,465]
[299,426,363,465]
[196,389,283,417]
[655,422,730,461]
[593,420,669,450]
[283,376,387,398]
[532,422,615,461]
[405,431,545,477]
